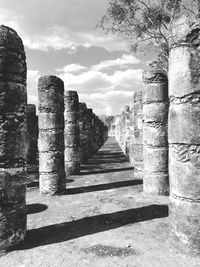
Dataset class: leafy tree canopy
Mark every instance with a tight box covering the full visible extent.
[97,0,200,73]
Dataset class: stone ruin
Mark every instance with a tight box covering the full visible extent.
[38,76,66,195]
[142,70,169,196]
[0,25,27,253]
[1,21,200,258]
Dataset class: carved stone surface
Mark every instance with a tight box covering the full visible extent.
[64,91,80,175]
[38,76,65,195]
[79,102,88,164]
[169,27,200,255]
[0,25,27,254]
[129,91,143,177]
[143,70,169,196]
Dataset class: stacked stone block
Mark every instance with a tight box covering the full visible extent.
[142,70,169,195]
[79,102,89,164]
[64,91,80,175]
[85,108,93,158]
[38,76,65,195]
[168,25,200,256]
[0,25,27,253]
[129,91,143,177]
[26,104,38,165]
[124,105,130,160]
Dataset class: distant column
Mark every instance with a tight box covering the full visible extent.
[0,26,27,253]
[79,102,88,164]
[27,104,38,165]
[38,76,65,195]
[85,108,93,157]
[64,91,80,175]
[131,91,143,177]
[142,70,169,195]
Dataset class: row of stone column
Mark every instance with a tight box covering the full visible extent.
[0,26,108,254]
[113,24,200,256]
[38,78,108,195]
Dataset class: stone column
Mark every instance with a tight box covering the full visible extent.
[169,24,200,256]
[0,26,27,253]
[119,111,126,153]
[85,108,94,157]
[64,91,80,175]
[38,76,65,195]
[129,101,135,165]
[79,102,88,164]
[142,70,169,195]
[130,91,143,177]
[27,104,38,165]
[124,105,130,161]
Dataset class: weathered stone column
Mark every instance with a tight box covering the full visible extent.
[142,70,169,195]
[129,91,143,177]
[169,23,200,256]
[85,108,94,157]
[0,26,27,253]
[119,111,126,153]
[124,105,130,161]
[64,91,80,175]
[38,76,65,195]
[27,104,38,165]
[79,102,88,164]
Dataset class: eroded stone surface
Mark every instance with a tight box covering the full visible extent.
[64,91,80,175]
[143,70,169,196]
[0,25,27,254]
[169,24,200,255]
[38,76,65,195]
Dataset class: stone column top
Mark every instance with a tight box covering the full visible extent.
[0,25,24,49]
[38,76,64,93]
[133,91,142,102]
[79,102,87,111]
[142,70,168,84]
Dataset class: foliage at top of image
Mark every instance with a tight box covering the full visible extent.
[96,0,200,73]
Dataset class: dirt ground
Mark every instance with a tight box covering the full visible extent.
[1,137,200,267]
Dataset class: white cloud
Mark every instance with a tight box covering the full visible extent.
[93,54,141,71]
[56,64,87,73]
[27,70,40,109]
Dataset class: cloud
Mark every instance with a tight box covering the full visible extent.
[0,0,128,52]
[27,70,40,107]
[56,64,87,73]
[92,54,141,71]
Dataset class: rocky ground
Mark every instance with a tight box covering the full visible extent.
[1,137,200,267]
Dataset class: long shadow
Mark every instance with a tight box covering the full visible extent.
[14,204,168,250]
[80,166,135,176]
[27,204,48,214]
[27,179,74,189]
[63,179,142,195]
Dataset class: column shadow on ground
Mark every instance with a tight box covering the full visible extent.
[14,204,168,251]
[63,179,142,195]
[80,166,135,175]
[27,204,48,214]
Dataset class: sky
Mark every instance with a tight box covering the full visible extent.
[0,0,153,115]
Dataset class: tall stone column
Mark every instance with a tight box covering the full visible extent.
[130,91,143,177]
[169,24,200,256]
[38,76,65,195]
[129,101,135,165]
[0,26,27,253]
[142,70,169,195]
[79,102,88,164]
[85,108,93,157]
[124,105,130,160]
[64,91,80,175]
[27,104,38,165]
